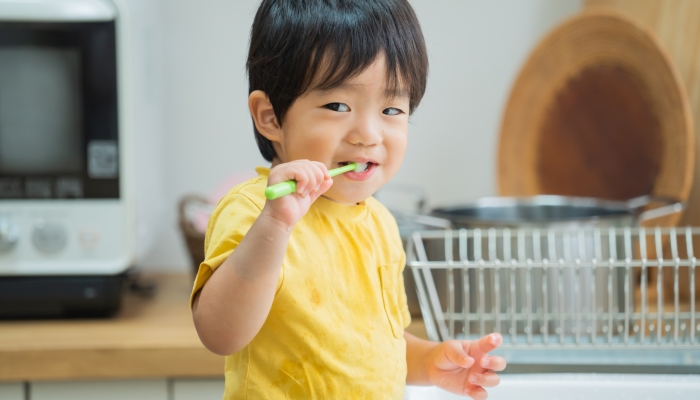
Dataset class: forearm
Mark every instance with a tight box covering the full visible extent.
[193,211,291,355]
[405,332,438,385]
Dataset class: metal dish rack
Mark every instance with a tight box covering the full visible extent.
[406,227,700,373]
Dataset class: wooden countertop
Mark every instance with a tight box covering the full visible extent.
[0,274,428,382]
[0,274,222,382]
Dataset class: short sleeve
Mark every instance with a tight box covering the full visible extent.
[190,192,262,308]
[397,250,412,329]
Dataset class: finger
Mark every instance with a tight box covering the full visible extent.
[311,161,331,180]
[306,161,332,199]
[463,385,488,400]
[318,176,334,193]
[469,372,500,388]
[268,162,302,186]
[308,162,327,193]
[301,163,319,196]
[308,179,333,202]
[481,356,506,371]
[294,167,310,195]
[300,162,321,196]
[467,333,502,357]
[434,341,474,371]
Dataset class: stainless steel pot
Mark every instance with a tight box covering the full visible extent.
[431,195,683,229]
[415,195,683,336]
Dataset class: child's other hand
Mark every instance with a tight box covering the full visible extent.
[263,160,333,228]
[426,333,506,399]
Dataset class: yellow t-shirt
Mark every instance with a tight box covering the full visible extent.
[191,167,411,399]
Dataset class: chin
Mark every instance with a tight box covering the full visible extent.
[327,187,375,205]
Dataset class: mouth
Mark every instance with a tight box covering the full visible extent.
[337,160,378,181]
[338,161,376,172]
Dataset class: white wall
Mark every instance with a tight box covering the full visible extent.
[142,0,582,271]
[399,0,582,205]
[118,0,169,270]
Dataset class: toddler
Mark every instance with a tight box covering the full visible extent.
[191,0,506,398]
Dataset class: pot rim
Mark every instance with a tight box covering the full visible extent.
[431,195,635,225]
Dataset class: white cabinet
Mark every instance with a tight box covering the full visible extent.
[0,383,24,400]
[172,379,224,400]
[31,379,168,400]
[25,378,224,400]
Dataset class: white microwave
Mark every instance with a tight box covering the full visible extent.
[0,0,159,317]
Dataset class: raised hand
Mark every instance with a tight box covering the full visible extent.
[426,333,506,399]
[262,160,333,228]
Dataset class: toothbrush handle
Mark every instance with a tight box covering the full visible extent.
[265,181,297,200]
[328,162,357,177]
[264,163,356,200]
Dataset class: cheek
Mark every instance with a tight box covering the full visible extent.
[384,131,408,169]
[288,133,333,160]
[283,114,336,158]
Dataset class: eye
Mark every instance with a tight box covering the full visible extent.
[382,107,404,116]
[324,103,350,112]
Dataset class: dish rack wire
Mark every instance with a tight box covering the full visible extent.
[407,227,700,354]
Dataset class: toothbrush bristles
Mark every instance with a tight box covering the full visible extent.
[354,162,368,172]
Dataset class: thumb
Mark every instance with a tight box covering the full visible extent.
[433,341,475,371]
[308,177,333,202]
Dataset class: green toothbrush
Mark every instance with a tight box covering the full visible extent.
[264,162,366,200]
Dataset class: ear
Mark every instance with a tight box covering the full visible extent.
[248,90,282,143]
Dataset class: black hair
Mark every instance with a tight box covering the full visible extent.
[247,0,429,162]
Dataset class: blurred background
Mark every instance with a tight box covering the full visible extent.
[3,1,700,399]
[153,0,582,271]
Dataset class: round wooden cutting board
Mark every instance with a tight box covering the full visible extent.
[497,10,694,225]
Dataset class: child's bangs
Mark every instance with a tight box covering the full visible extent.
[304,47,408,103]
[299,5,427,113]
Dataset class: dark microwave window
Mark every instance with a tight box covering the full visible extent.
[0,21,119,200]
[0,47,83,175]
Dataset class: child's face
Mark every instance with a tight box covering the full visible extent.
[273,55,409,204]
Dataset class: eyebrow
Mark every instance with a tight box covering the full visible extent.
[315,82,410,99]
[385,87,410,99]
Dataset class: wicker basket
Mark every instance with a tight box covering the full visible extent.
[178,194,210,275]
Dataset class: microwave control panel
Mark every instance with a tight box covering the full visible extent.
[0,200,131,275]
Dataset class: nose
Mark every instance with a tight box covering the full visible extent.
[345,114,382,147]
